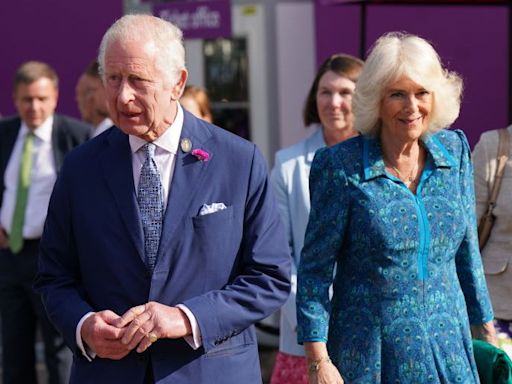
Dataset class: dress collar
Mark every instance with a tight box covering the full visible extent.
[362,132,457,182]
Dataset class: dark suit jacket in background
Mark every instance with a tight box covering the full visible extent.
[0,113,90,383]
[0,114,91,207]
[35,111,291,384]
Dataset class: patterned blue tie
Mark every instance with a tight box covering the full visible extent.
[137,143,164,273]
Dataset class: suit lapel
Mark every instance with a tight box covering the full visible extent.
[0,118,20,179]
[305,128,326,164]
[157,113,213,262]
[0,119,19,208]
[101,129,145,261]
[51,115,65,170]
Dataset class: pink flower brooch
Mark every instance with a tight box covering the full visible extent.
[191,148,210,162]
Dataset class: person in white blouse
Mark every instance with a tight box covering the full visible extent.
[0,61,90,384]
[270,53,363,384]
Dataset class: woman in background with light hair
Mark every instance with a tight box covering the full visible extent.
[297,32,496,383]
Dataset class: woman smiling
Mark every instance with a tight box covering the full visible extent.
[297,32,496,384]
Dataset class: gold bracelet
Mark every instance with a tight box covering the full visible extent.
[308,356,332,373]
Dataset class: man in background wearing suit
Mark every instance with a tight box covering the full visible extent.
[0,61,91,383]
[35,15,291,383]
[75,61,113,137]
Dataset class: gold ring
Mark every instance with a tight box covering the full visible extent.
[148,333,158,343]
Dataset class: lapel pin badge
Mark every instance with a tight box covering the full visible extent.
[180,138,192,153]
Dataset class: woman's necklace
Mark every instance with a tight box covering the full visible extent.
[383,155,420,185]
[389,162,418,183]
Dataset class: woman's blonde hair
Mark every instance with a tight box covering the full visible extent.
[353,32,463,136]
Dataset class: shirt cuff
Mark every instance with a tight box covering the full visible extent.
[76,312,97,362]
[176,304,202,349]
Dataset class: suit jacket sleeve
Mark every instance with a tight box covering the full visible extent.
[34,158,94,355]
[183,144,291,352]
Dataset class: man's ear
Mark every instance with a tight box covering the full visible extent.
[171,69,188,101]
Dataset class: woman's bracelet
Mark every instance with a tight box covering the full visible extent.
[308,356,332,373]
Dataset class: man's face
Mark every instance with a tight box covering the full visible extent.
[75,74,94,123]
[103,39,186,141]
[14,77,58,129]
[89,76,109,118]
[76,74,108,125]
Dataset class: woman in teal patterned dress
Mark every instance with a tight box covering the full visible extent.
[296,32,497,384]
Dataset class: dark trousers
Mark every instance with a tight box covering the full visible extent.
[0,240,69,384]
[144,355,154,384]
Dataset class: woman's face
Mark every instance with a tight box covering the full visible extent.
[316,71,356,134]
[380,75,433,142]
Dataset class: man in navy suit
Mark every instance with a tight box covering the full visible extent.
[35,14,291,383]
[0,61,90,383]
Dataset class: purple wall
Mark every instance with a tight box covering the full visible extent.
[315,2,509,147]
[315,4,362,61]
[0,1,123,119]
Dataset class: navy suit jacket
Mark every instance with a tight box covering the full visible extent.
[35,112,291,383]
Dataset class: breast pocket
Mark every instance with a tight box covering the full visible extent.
[192,205,234,228]
[192,205,242,277]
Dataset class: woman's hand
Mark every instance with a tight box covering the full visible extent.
[308,362,344,384]
[304,341,344,384]
[471,320,498,347]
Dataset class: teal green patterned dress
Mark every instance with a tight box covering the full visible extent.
[297,130,493,383]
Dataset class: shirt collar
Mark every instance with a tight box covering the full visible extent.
[20,115,53,142]
[129,103,184,155]
[95,117,113,134]
[305,126,327,164]
[362,131,457,181]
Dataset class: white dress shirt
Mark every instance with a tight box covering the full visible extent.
[0,116,57,239]
[77,104,202,360]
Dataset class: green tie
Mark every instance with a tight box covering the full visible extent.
[10,132,34,253]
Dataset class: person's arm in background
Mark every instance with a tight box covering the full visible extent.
[270,155,299,336]
[472,130,492,220]
[453,130,497,346]
[0,226,8,249]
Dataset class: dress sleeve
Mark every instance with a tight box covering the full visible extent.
[296,147,349,343]
[454,130,494,325]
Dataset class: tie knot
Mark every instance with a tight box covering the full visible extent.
[25,131,35,142]
[142,142,156,160]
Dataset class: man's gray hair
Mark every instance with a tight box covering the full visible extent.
[98,14,185,87]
